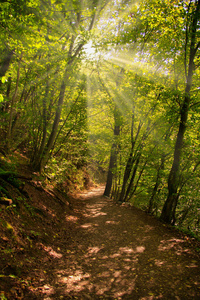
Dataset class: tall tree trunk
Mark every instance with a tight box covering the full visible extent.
[0,50,13,80]
[148,156,165,214]
[119,117,141,202]
[31,9,97,172]
[119,99,158,203]
[6,54,22,151]
[32,42,84,172]
[160,0,200,224]
[104,117,120,197]
[103,69,124,197]
[32,68,69,172]
[128,157,147,201]
[32,75,49,170]
[123,154,141,202]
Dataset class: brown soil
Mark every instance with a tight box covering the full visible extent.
[0,174,200,299]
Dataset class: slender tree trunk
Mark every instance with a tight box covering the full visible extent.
[6,55,22,151]
[160,102,189,223]
[161,0,200,224]
[148,156,165,214]
[32,42,84,172]
[119,99,158,202]
[104,121,120,197]
[123,154,141,202]
[0,50,13,80]
[119,119,141,202]
[32,77,49,170]
[31,9,97,172]
[103,69,124,197]
[32,70,68,172]
[128,158,147,201]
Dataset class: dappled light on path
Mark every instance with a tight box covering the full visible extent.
[38,243,63,259]
[29,187,199,299]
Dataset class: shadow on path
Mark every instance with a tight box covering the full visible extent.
[34,187,200,299]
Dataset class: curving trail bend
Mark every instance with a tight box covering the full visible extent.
[37,186,200,299]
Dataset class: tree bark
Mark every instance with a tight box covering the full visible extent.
[123,154,141,202]
[148,156,165,214]
[32,40,84,172]
[160,0,200,224]
[119,118,141,202]
[104,122,120,197]
[0,50,13,80]
[32,8,97,172]
[6,54,22,151]
[32,68,70,172]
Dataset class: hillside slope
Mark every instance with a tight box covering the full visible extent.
[0,156,200,299]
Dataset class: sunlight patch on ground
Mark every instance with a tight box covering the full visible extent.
[33,187,200,299]
[119,246,134,254]
[154,259,165,267]
[80,223,99,233]
[158,238,185,251]
[186,261,199,268]
[136,246,145,253]
[76,186,105,199]
[38,243,63,258]
[90,210,107,217]
[87,246,101,255]
[60,272,91,293]
[158,238,195,257]
[65,215,79,222]
[80,223,93,228]
[41,204,56,218]
[105,220,119,225]
[83,203,108,218]
[54,239,141,297]
[37,284,55,297]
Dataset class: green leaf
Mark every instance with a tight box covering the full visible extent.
[1,77,6,83]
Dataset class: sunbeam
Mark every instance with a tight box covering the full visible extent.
[107,49,169,81]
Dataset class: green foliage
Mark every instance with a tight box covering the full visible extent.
[0,291,8,300]
[0,0,200,236]
[0,169,22,190]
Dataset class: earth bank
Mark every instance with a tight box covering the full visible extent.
[0,165,200,299]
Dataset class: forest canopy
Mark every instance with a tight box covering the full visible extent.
[0,0,200,236]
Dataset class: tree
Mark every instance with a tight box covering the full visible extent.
[161,0,200,224]
[111,0,200,226]
[104,104,121,197]
[31,1,97,172]
[0,0,111,172]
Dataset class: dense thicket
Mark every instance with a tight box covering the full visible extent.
[0,0,199,236]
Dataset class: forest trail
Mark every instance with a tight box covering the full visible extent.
[1,185,200,299]
[39,186,200,300]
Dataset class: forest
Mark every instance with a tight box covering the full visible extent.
[0,0,200,238]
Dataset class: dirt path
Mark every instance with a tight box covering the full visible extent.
[1,186,200,299]
[35,186,200,300]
